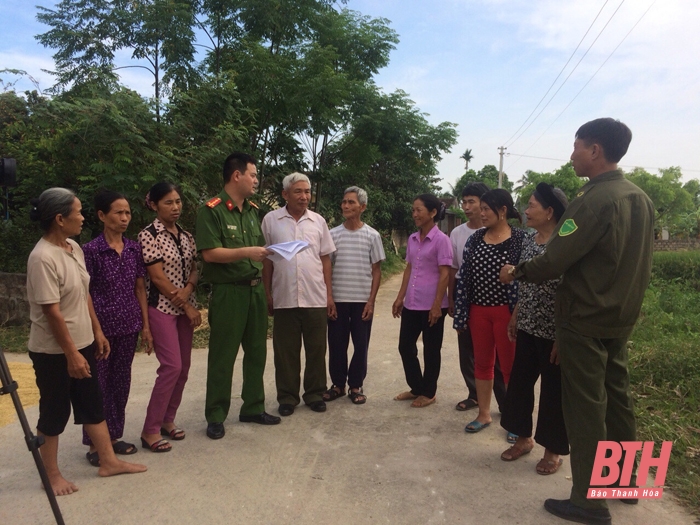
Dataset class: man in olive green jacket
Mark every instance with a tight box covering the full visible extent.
[501,118,654,525]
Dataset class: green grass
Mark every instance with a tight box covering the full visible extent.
[0,324,29,354]
[382,250,406,281]
[628,277,700,513]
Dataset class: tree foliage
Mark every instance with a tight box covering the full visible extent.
[626,167,695,236]
[0,2,457,271]
[450,164,513,198]
[514,163,584,206]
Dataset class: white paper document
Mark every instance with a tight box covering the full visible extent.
[266,240,310,261]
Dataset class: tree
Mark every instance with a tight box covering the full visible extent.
[450,164,513,198]
[460,148,473,170]
[514,163,584,207]
[36,0,199,121]
[627,167,695,236]
[318,87,457,233]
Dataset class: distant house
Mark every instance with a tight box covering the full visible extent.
[438,196,462,235]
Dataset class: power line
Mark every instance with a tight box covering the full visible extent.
[505,151,700,174]
[506,0,626,149]
[505,1,657,173]
[502,0,610,147]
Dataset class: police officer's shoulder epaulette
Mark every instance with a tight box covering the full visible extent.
[206,197,222,208]
[248,200,259,209]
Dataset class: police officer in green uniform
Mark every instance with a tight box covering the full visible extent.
[500,119,654,525]
[196,152,280,440]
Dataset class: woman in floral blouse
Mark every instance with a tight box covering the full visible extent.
[139,182,201,452]
[499,183,570,475]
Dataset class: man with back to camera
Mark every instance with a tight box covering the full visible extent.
[500,118,654,524]
[196,152,279,441]
[448,183,507,415]
[323,186,385,405]
[261,172,336,416]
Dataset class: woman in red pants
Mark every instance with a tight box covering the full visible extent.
[453,189,525,433]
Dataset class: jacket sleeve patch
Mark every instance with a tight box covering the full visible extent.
[559,218,578,236]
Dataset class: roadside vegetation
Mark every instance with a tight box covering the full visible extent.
[628,251,700,513]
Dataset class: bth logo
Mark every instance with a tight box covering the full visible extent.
[587,441,672,500]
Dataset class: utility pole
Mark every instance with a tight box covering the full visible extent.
[497,146,507,188]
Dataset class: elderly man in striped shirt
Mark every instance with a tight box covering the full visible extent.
[323,186,386,405]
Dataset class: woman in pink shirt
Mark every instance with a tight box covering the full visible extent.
[392,194,452,408]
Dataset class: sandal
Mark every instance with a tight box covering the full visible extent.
[456,398,478,411]
[411,395,436,408]
[160,427,186,441]
[112,440,138,454]
[394,391,418,401]
[536,457,564,475]
[348,388,367,405]
[506,432,518,444]
[464,420,491,433]
[86,451,100,467]
[501,444,534,461]
[322,385,346,402]
[140,437,172,453]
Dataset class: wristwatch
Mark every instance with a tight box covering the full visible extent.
[507,265,516,277]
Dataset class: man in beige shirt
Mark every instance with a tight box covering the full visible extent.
[262,173,336,416]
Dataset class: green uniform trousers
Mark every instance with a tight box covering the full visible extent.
[272,308,328,406]
[557,325,637,510]
[205,282,268,421]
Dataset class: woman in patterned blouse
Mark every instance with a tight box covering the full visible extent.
[81,190,153,466]
[453,189,525,434]
[499,183,570,475]
[138,182,201,453]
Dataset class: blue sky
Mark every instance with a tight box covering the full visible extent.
[2,0,699,190]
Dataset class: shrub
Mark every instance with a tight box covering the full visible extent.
[651,251,700,288]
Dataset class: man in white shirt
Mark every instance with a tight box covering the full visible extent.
[261,173,336,416]
[449,183,507,412]
[323,186,385,405]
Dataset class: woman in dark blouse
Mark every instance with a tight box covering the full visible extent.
[82,190,152,466]
[499,183,570,475]
[453,189,524,434]
[138,182,201,453]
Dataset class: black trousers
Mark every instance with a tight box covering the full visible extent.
[30,344,105,436]
[398,307,447,399]
[327,302,373,390]
[458,328,507,410]
[500,330,569,455]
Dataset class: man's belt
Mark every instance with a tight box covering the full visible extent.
[232,278,261,286]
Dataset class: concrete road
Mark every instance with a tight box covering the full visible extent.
[0,274,695,525]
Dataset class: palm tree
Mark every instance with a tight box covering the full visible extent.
[460,148,473,170]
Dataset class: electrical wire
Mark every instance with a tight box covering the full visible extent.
[506,0,626,149]
[505,1,657,173]
[502,0,610,147]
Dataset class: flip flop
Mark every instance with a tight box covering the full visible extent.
[501,444,533,461]
[536,458,564,475]
[160,427,186,441]
[464,420,491,433]
[112,440,138,454]
[86,451,100,467]
[456,398,478,411]
[141,437,172,453]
